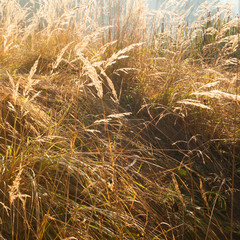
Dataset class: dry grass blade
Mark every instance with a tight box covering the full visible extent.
[177,99,211,109]
[107,112,132,118]
[198,81,220,90]
[192,90,240,101]
[199,179,210,213]
[172,173,186,208]
[74,26,112,56]
[7,72,19,104]
[0,0,239,239]
[92,40,118,61]
[78,54,103,98]
[9,167,30,205]
[205,179,226,240]
[100,67,119,103]
[104,43,143,69]
[24,56,40,97]
[0,202,10,216]
[52,41,74,70]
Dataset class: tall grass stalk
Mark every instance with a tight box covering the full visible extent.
[0,0,239,239]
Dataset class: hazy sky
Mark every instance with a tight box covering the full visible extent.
[147,0,239,16]
[18,0,240,15]
[221,0,239,14]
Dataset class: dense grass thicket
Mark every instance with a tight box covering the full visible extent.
[0,0,239,239]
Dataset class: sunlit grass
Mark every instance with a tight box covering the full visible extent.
[0,0,239,239]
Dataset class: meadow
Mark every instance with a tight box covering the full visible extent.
[0,0,239,239]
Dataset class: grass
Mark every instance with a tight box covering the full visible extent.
[0,0,240,239]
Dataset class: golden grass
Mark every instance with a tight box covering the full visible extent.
[0,0,239,239]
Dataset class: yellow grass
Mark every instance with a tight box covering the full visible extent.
[0,0,239,239]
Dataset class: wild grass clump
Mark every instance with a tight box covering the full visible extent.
[0,0,239,239]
